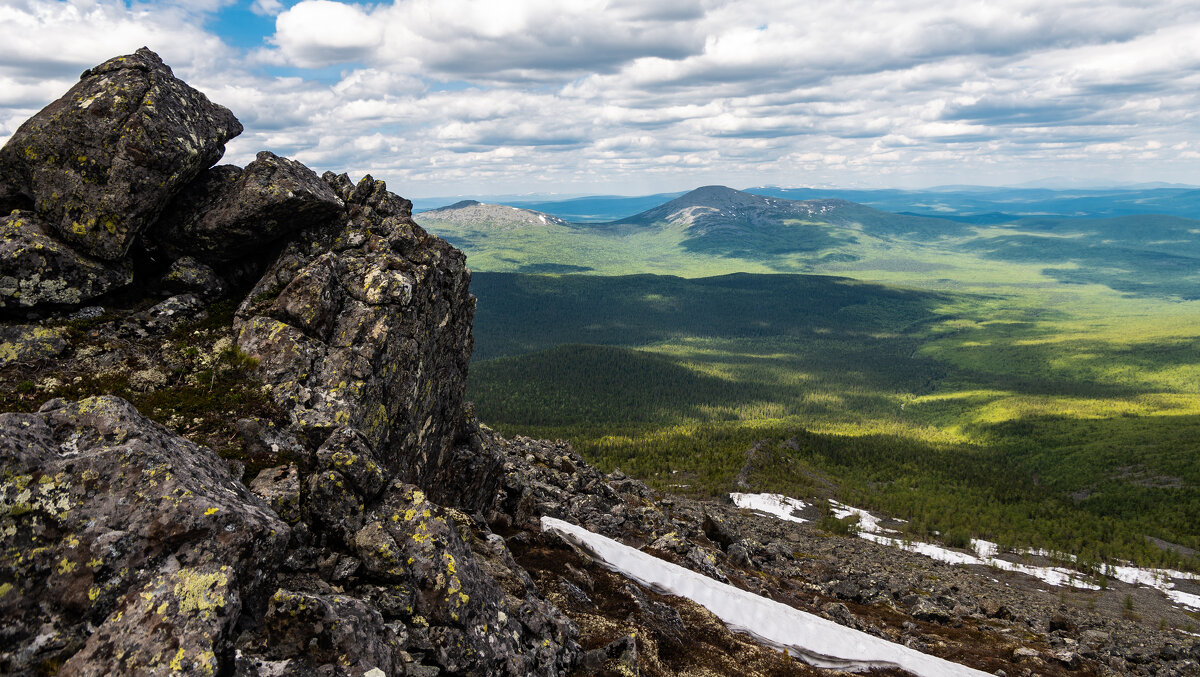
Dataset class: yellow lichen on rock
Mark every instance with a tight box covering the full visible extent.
[173,567,228,615]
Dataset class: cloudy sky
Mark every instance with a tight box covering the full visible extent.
[3,0,1200,197]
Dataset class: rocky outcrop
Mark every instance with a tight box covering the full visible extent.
[234,171,481,500]
[0,396,289,676]
[150,151,344,264]
[0,47,240,261]
[0,48,575,677]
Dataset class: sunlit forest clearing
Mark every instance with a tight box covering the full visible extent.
[419,193,1200,573]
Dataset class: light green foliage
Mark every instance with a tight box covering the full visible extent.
[466,271,1200,570]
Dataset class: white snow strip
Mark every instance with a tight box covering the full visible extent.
[737,495,1200,604]
[1109,564,1199,587]
[1165,589,1200,611]
[985,557,1100,590]
[829,500,897,534]
[972,539,1000,559]
[859,532,984,567]
[730,492,810,523]
[542,516,991,676]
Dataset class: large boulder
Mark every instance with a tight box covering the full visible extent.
[0,47,241,261]
[0,211,133,310]
[0,396,289,676]
[149,151,344,264]
[236,173,479,500]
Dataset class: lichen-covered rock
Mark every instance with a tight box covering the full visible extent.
[150,152,343,264]
[0,323,67,367]
[235,589,409,677]
[0,396,289,676]
[0,47,241,261]
[0,211,132,309]
[236,173,478,501]
[304,466,366,545]
[316,426,388,500]
[349,483,579,675]
[135,293,206,332]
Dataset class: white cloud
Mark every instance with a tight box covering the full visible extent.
[3,0,1200,194]
[0,1,226,79]
[270,0,706,79]
[250,0,284,16]
[272,1,384,68]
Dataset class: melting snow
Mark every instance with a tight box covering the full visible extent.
[732,493,1200,609]
[542,516,990,676]
[1165,589,1200,611]
[730,492,809,523]
[830,500,897,534]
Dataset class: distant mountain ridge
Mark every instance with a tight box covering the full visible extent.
[416,183,1200,300]
[420,199,569,230]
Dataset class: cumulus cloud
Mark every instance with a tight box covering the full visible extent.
[3,0,1200,194]
[0,1,225,78]
[271,0,707,79]
[272,1,384,68]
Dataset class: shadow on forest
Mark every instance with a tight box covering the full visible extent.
[469,344,859,426]
[470,271,957,360]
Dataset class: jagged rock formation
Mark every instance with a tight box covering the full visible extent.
[149,151,343,264]
[0,47,240,311]
[233,169,483,503]
[1,49,1197,677]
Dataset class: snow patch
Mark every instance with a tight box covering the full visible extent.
[830,499,896,534]
[542,517,989,676]
[730,492,809,523]
[734,493,1200,607]
[1165,589,1200,611]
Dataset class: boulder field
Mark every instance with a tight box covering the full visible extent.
[1,49,1196,677]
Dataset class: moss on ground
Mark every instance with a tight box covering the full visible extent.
[0,296,289,479]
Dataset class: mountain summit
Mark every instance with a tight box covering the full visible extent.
[418,199,568,230]
[620,185,852,231]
